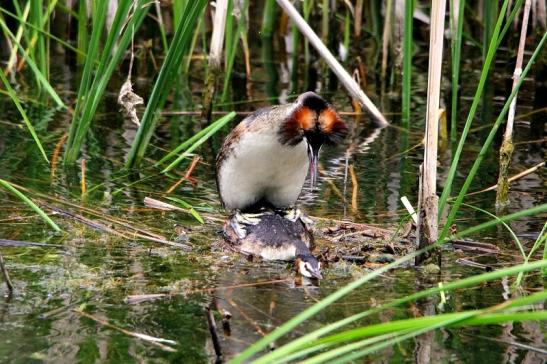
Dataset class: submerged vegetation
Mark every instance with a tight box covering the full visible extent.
[0,0,546,362]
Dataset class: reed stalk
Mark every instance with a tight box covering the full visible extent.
[201,0,228,121]
[495,0,532,208]
[449,0,465,141]
[401,0,413,122]
[276,0,389,126]
[77,0,88,64]
[380,0,393,94]
[261,0,276,38]
[416,0,446,264]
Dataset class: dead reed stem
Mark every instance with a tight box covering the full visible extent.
[496,0,532,208]
[201,0,229,121]
[468,161,544,196]
[50,133,68,179]
[80,158,87,197]
[417,0,446,264]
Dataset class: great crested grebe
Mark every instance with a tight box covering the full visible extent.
[216,92,347,278]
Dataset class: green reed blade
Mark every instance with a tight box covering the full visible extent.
[261,0,276,38]
[125,0,208,169]
[438,32,547,243]
[439,0,513,216]
[165,196,204,224]
[461,203,525,258]
[161,112,236,173]
[449,0,464,141]
[401,0,413,123]
[65,0,151,165]
[0,179,61,231]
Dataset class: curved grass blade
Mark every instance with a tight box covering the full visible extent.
[461,202,525,258]
[0,179,61,231]
[165,196,204,224]
[242,258,547,364]
[0,70,49,163]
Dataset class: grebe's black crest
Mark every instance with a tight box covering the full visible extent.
[279,92,348,148]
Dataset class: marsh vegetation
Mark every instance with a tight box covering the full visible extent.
[0,0,546,362]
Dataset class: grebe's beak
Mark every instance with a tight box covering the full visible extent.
[307,142,321,189]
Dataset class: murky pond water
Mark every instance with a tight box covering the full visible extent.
[0,6,546,363]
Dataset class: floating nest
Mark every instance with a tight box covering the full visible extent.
[219,210,414,268]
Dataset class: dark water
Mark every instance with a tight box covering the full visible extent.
[0,7,546,364]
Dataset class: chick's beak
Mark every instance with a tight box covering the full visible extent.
[309,269,323,280]
[307,143,320,189]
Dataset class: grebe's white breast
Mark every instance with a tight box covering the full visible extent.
[218,128,308,211]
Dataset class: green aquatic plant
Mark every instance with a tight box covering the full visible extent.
[125,0,208,169]
[65,0,151,165]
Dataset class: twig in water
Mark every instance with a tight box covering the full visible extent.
[349,164,358,213]
[166,155,201,193]
[126,279,290,304]
[80,158,87,198]
[0,253,13,293]
[74,309,177,352]
[466,161,545,196]
[0,239,64,249]
[205,304,223,362]
[50,133,68,179]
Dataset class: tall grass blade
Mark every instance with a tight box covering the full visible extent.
[125,0,208,169]
[234,257,547,363]
[0,179,61,231]
[231,202,547,363]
